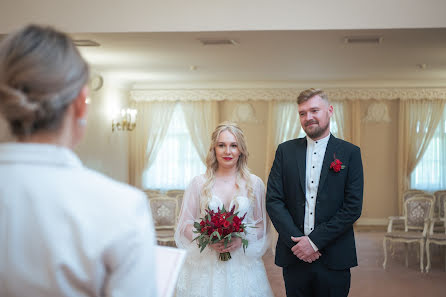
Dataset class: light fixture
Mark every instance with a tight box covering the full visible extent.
[112,108,138,132]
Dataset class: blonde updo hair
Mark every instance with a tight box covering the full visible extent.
[0,24,89,138]
[200,121,254,212]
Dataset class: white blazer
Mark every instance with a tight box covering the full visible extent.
[0,143,156,297]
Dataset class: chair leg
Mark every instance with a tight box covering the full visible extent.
[405,242,409,267]
[426,240,431,273]
[420,240,425,273]
[383,238,388,269]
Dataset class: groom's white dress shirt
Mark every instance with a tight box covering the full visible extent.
[304,134,330,251]
[0,143,157,297]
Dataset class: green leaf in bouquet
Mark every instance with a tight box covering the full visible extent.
[194,222,201,229]
[223,237,229,248]
[242,238,249,253]
[210,230,221,242]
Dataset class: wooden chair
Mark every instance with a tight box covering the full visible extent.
[383,194,434,272]
[426,199,446,272]
[166,189,184,198]
[144,189,162,199]
[390,189,426,232]
[433,190,446,219]
[148,196,179,247]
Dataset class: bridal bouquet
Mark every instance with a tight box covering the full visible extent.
[193,205,248,261]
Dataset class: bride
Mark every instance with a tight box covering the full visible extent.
[174,122,274,297]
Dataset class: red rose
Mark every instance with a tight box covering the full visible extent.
[330,154,344,173]
[223,220,230,228]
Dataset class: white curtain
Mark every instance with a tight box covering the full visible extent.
[265,100,301,179]
[142,105,206,190]
[397,99,446,213]
[180,101,218,164]
[411,105,446,192]
[265,100,301,254]
[129,101,177,188]
[331,100,345,140]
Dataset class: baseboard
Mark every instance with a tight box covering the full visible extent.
[356,218,388,226]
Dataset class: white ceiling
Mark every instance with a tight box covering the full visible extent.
[74,28,446,89]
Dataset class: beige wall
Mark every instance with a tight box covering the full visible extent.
[359,100,399,224]
[75,79,130,183]
[219,101,269,181]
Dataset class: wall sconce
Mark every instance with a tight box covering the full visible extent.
[112,108,138,132]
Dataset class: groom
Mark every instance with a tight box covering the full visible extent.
[266,88,363,297]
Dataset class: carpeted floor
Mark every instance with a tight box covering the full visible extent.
[263,230,446,297]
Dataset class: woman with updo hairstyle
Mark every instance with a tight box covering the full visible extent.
[0,25,156,297]
[174,121,274,297]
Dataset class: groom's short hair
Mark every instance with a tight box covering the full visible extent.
[297,88,329,105]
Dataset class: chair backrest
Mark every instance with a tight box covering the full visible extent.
[149,196,179,230]
[166,189,184,198]
[403,189,425,202]
[434,190,446,219]
[404,195,434,231]
[176,193,184,210]
[402,189,426,215]
[144,189,162,198]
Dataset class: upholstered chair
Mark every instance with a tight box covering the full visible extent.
[149,196,179,247]
[166,189,184,197]
[383,194,434,272]
[390,189,426,232]
[144,189,162,198]
[433,190,446,219]
[426,199,446,272]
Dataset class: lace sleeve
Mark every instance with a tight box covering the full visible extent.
[174,176,203,249]
[244,175,271,258]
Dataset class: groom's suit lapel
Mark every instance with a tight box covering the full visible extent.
[295,137,307,195]
[317,134,340,197]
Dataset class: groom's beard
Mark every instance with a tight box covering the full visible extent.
[303,120,329,139]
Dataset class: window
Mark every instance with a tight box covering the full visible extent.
[411,107,446,192]
[142,105,206,190]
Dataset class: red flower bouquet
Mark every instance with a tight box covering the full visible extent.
[193,205,248,261]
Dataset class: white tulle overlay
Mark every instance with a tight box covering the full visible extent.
[174,174,274,297]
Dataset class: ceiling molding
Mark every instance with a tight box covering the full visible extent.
[130,88,446,102]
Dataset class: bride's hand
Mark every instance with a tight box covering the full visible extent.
[209,241,226,253]
[222,237,242,253]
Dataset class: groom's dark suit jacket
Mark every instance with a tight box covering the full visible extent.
[266,135,363,270]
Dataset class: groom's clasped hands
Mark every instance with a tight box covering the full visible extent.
[291,236,321,263]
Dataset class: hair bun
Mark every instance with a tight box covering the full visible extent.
[0,83,40,135]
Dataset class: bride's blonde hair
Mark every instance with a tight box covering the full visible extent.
[200,121,254,213]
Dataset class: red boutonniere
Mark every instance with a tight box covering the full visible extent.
[330,154,345,172]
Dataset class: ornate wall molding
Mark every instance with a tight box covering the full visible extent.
[130,88,446,102]
[363,101,391,123]
[231,103,262,124]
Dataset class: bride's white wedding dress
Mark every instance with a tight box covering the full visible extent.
[174,174,274,297]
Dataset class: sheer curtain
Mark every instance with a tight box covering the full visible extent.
[129,101,176,188]
[265,101,301,254]
[265,101,301,179]
[331,100,345,140]
[411,105,446,192]
[397,99,446,213]
[180,101,218,164]
[142,104,206,190]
